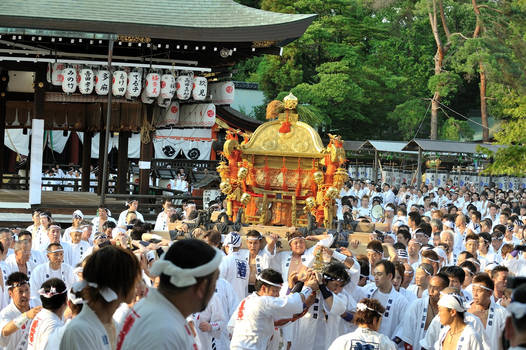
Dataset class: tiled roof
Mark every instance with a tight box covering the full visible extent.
[0,0,316,42]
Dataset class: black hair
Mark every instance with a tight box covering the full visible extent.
[408,212,422,226]
[375,260,395,280]
[7,272,29,289]
[442,265,466,285]
[102,221,116,230]
[40,278,67,311]
[254,268,283,291]
[459,261,477,276]
[18,230,32,239]
[159,239,217,293]
[510,284,526,332]
[323,262,350,286]
[434,272,450,287]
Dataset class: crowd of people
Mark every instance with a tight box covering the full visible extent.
[0,177,524,349]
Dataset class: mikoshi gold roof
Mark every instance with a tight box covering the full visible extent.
[240,119,325,158]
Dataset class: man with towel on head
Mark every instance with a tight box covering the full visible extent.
[116,239,222,349]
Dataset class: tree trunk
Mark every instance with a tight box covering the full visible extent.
[431,48,443,140]
[479,63,489,142]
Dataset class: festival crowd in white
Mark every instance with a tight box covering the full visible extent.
[0,178,525,350]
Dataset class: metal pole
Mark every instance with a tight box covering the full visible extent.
[416,147,422,188]
[99,40,114,206]
[373,150,378,182]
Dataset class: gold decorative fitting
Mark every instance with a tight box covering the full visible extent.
[219,180,233,195]
[313,171,324,185]
[283,93,298,110]
[237,167,248,181]
[240,193,251,205]
[252,40,276,48]
[117,35,151,43]
[38,82,44,88]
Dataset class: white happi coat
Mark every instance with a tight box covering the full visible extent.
[435,324,484,350]
[220,247,274,300]
[216,278,239,320]
[29,263,75,301]
[116,288,198,350]
[475,300,508,350]
[273,246,317,281]
[5,255,39,280]
[394,296,430,350]
[69,241,91,267]
[328,327,397,350]
[229,292,303,350]
[192,289,229,350]
[32,227,50,252]
[44,319,69,350]
[27,309,64,350]
[59,304,112,350]
[365,285,408,339]
[153,211,169,231]
[420,312,490,350]
[0,299,39,350]
[289,291,347,350]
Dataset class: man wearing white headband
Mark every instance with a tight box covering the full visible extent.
[229,268,319,350]
[505,284,526,350]
[468,273,507,350]
[117,239,222,349]
[29,243,75,302]
[62,210,84,244]
[220,230,278,300]
[395,273,449,350]
[46,225,73,266]
[27,278,67,350]
[0,272,41,350]
[68,229,91,267]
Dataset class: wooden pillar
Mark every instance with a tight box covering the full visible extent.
[139,105,153,197]
[97,104,105,195]
[81,130,92,192]
[373,150,378,183]
[30,65,46,192]
[116,131,130,194]
[416,147,422,188]
[0,69,8,188]
[69,132,80,165]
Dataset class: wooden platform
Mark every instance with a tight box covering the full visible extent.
[0,190,124,225]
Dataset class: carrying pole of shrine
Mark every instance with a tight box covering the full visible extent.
[99,40,114,206]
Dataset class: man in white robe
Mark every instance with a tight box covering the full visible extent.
[68,230,91,267]
[27,278,67,350]
[29,244,75,301]
[117,200,144,227]
[0,272,42,350]
[153,199,173,231]
[365,260,408,341]
[229,268,319,350]
[44,226,72,267]
[5,241,38,280]
[116,239,222,349]
[468,274,508,350]
[395,274,449,350]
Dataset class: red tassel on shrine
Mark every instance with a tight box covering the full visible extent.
[263,156,270,190]
[281,157,288,191]
[295,158,302,197]
[279,121,291,133]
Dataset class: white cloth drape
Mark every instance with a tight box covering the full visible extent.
[153,129,212,160]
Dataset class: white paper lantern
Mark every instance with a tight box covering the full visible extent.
[78,68,94,94]
[192,77,208,101]
[145,73,161,98]
[46,63,52,83]
[160,101,180,126]
[141,89,154,104]
[51,63,65,86]
[126,71,142,98]
[208,81,235,104]
[176,75,192,100]
[95,70,110,95]
[160,74,176,100]
[62,67,78,94]
[179,103,216,127]
[112,70,127,96]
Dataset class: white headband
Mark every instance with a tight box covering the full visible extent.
[508,301,526,319]
[472,283,493,292]
[438,293,466,312]
[38,286,67,299]
[256,275,282,288]
[246,236,262,241]
[150,248,222,288]
[356,302,382,316]
[72,280,118,303]
[288,236,305,244]
[67,289,85,305]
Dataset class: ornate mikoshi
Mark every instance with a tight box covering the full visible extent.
[217,93,347,229]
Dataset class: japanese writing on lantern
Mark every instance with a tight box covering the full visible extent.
[151,74,159,95]
[131,74,140,93]
[99,72,109,94]
[66,69,76,90]
[83,70,93,90]
[116,72,126,94]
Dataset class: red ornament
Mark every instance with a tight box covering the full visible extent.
[226,86,233,93]
[57,74,64,82]
[161,81,166,88]
[171,106,178,113]
[207,109,214,117]
[176,82,180,89]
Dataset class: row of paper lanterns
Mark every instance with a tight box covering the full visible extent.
[46,63,208,107]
